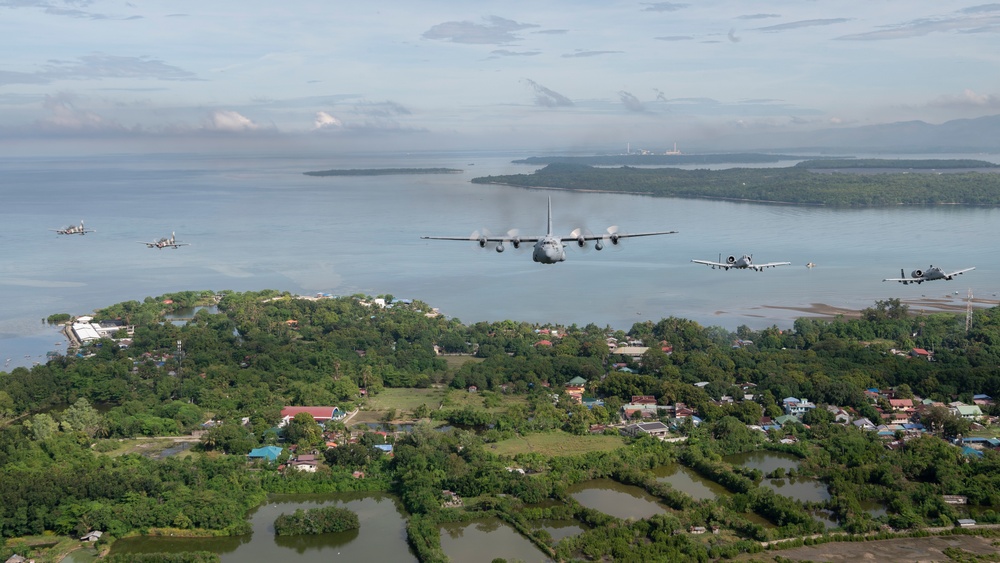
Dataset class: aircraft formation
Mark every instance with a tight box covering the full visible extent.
[420,197,976,285]
[54,203,976,287]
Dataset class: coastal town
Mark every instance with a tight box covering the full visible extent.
[3,290,1000,562]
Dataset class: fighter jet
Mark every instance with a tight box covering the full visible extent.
[51,220,94,235]
[421,197,677,264]
[883,266,974,285]
[139,232,189,249]
[691,254,791,272]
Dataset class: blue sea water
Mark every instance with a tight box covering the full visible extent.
[1,150,998,370]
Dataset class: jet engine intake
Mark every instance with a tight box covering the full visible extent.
[727,255,737,264]
[911,270,923,278]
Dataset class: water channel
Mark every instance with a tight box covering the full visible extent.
[566,478,669,520]
[109,493,415,562]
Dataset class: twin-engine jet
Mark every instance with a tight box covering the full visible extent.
[51,221,94,235]
[883,266,975,285]
[139,232,189,249]
[421,197,677,264]
[691,254,791,272]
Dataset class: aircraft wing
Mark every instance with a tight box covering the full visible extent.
[559,230,677,242]
[753,261,791,269]
[945,267,975,277]
[421,235,543,243]
[691,259,727,268]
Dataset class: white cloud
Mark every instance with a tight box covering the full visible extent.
[928,89,1000,110]
[36,92,121,131]
[313,111,342,129]
[203,110,258,132]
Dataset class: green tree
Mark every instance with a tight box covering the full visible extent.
[26,413,58,440]
[284,412,324,448]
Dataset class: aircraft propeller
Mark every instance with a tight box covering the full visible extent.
[601,226,627,251]
[569,227,595,252]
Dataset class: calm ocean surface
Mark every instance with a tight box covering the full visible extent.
[2,150,998,369]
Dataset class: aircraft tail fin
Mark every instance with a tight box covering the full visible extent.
[547,196,553,236]
[901,268,905,279]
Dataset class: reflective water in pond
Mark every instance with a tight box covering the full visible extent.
[530,518,586,541]
[810,508,839,530]
[652,464,730,501]
[724,451,801,474]
[109,493,414,562]
[762,477,831,503]
[567,478,668,520]
[860,499,888,518]
[439,517,552,563]
[741,511,777,528]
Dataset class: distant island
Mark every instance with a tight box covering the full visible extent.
[304,168,463,177]
[471,160,1000,206]
[795,158,999,169]
[513,153,805,166]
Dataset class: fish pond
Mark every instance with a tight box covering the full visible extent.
[109,493,415,562]
[439,517,552,563]
[566,478,670,520]
[652,463,731,501]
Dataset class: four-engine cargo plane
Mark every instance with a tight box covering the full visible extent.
[883,266,975,285]
[51,221,94,235]
[421,197,677,264]
[139,232,189,249]
[691,254,791,272]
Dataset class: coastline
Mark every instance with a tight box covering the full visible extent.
[756,296,998,321]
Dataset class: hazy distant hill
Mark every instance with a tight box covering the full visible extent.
[720,114,1000,153]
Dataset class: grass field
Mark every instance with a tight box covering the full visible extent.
[442,355,483,371]
[99,437,201,459]
[367,387,449,413]
[490,431,624,457]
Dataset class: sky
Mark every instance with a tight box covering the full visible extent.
[1,0,1000,153]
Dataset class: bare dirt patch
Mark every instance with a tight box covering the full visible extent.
[765,535,1000,562]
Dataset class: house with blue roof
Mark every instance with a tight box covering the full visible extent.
[248,445,283,462]
[962,446,985,458]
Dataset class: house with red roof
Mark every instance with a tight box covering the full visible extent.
[279,406,346,427]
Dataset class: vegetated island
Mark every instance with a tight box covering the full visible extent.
[513,153,806,166]
[471,159,1000,206]
[304,168,462,177]
[274,506,360,536]
[796,158,1000,170]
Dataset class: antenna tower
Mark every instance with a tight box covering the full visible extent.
[966,289,973,333]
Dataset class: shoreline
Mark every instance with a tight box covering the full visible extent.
[755,296,998,321]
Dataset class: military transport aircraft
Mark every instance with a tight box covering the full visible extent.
[421,197,677,264]
[138,232,189,249]
[51,220,94,235]
[883,266,975,285]
[691,254,791,272]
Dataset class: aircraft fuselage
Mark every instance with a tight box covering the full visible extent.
[532,237,566,264]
